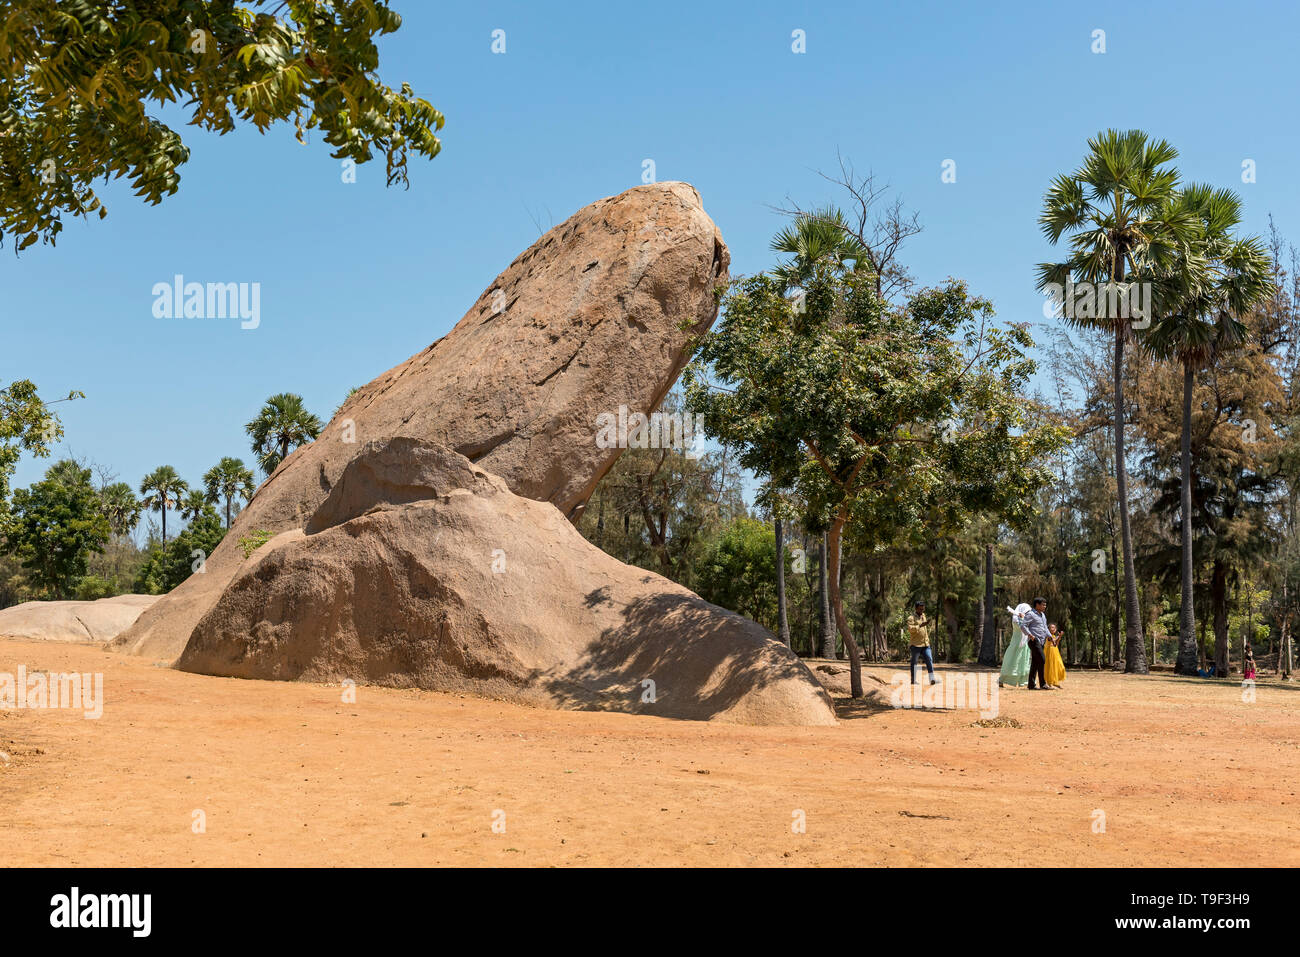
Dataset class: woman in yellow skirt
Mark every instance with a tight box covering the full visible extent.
[1044,623,1066,688]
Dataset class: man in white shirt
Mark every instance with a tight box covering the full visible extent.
[1022,597,1052,690]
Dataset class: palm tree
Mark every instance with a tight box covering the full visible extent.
[139,466,188,543]
[771,206,870,288]
[45,458,91,488]
[1146,185,1273,674]
[203,456,257,527]
[245,393,323,477]
[1037,129,1196,674]
[180,489,211,524]
[98,481,143,538]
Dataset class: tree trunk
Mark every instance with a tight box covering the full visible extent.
[834,533,845,660]
[1282,601,1293,679]
[871,619,887,661]
[802,532,814,656]
[1110,540,1121,666]
[854,567,872,653]
[1281,578,1293,679]
[864,563,887,661]
[1212,560,1229,675]
[932,551,942,660]
[1199,606,1208,670]
[943,595,959,663]
[1113,323,1148,672]
[775,518,790,647]
[1244,586,1252,665]
[818,533,834,658]
[1174,361,1198,674]
[161,504,168,544]
[978,543,997,665]
[935,549,958,662]
[827,515,863,697]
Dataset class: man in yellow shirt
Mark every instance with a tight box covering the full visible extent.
[907,600,938,686]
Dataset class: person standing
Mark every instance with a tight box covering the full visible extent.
[1044,623,1067,688]
[1022,597,1052,690]
[1000,603,1032,687]
[907,600,938,686]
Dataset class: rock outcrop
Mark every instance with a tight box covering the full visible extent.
[178,439,837,726]
[0,594,160,643]
[111,182,729,661]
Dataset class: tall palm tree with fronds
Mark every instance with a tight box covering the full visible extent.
[139,466,188,543]
[98,481,142,538]
[1036,129,1197,674]
[203,456,256,527]
[1145,184,1273,674]
[245,393,323,477]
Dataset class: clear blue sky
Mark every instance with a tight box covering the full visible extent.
[5,0,1299,508]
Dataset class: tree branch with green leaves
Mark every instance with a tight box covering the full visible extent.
[1,0,444,249]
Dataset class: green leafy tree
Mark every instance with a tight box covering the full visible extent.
[766,209,869,648]
[1263,222,1300,679]
[686,264,1066,696]
[0,379,79,531]
[695,517,784,630]
[139,465,188,543]
[98,481,143,537]
[135,509,226,594]
[1145,185,1273,674]
[1135,322,1283,675]
[1037,129,1193,674]
[203,456,256,527]
[0,0,444,250]
[245,392,322,476]
[1,460,110,598]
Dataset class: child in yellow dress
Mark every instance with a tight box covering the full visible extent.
[1044,623,1066,688]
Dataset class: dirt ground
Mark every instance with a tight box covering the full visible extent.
[2,637,1297,867]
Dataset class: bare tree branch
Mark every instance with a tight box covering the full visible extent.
[769,148,923,302]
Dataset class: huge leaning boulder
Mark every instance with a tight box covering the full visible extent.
[178,439,837,726]
[111,182,729,661]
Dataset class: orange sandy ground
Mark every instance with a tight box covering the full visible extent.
[2,637,1297,867]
